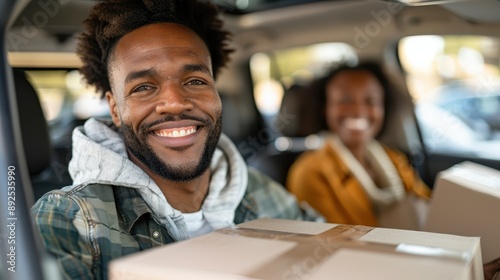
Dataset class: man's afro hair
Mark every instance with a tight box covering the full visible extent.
[77,0,233,97]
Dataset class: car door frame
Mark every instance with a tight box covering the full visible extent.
[0,1,50,279]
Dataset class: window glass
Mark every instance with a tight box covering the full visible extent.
[25,70,68,122]
[250,42,357,119]
[24,69,109,142]
[399,36,500,159]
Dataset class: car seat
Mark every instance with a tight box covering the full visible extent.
[13,68,72,203]
[247,81,328,188]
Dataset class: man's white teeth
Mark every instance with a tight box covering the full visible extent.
[344,118,369,130]
[154,127,197,138]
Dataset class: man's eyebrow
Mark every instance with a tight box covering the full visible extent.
[182,63,211,75]
[125,68,157,84]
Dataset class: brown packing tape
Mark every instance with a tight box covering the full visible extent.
[217,224,471,279]
[217,227,315,241]
[223,224,374,243]
[315,224,373,240]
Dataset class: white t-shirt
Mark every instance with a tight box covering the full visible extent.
[182,210,213,238]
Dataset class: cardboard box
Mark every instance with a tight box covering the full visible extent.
[425,161,500,265]
[109,218,482,280]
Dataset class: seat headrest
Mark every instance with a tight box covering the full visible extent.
[277,81,328,137]
[13,69,51,176]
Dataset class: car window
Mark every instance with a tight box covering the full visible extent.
[23,69,108,142]
[250,42,358,123]
[399,35,500,159]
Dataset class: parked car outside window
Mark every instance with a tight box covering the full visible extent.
[400,35,500,160]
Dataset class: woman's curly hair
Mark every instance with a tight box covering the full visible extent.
[77,0,233,97]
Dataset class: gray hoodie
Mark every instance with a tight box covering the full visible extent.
[69,118,248,240]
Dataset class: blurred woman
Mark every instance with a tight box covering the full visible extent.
[287,62,431,227]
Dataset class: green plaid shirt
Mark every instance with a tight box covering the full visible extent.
[31,168,322,280]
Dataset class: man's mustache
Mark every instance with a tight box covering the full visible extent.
[140,113,212,133]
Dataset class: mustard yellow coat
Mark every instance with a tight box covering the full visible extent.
[287,143,431,226]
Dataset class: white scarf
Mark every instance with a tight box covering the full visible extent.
[329,135,406,210]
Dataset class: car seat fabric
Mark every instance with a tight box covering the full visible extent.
[278,83,327,137]
[13,68,72,203]
[247,82,328,187]
[13,68,51,175]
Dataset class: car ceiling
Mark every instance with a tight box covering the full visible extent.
[6,0,500,60]
[441,0,500,24]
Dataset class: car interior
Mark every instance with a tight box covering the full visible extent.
[1,0,500,279]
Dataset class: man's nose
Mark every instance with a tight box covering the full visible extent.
[155,84,194,115]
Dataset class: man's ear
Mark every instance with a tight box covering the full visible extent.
[106,91,122,127]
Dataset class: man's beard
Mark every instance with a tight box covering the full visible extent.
[119,112,222,182]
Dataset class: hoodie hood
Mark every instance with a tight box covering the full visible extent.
[69,118,248,240]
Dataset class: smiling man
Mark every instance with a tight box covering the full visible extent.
[107,23,223,212]
[30,1,322,279]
